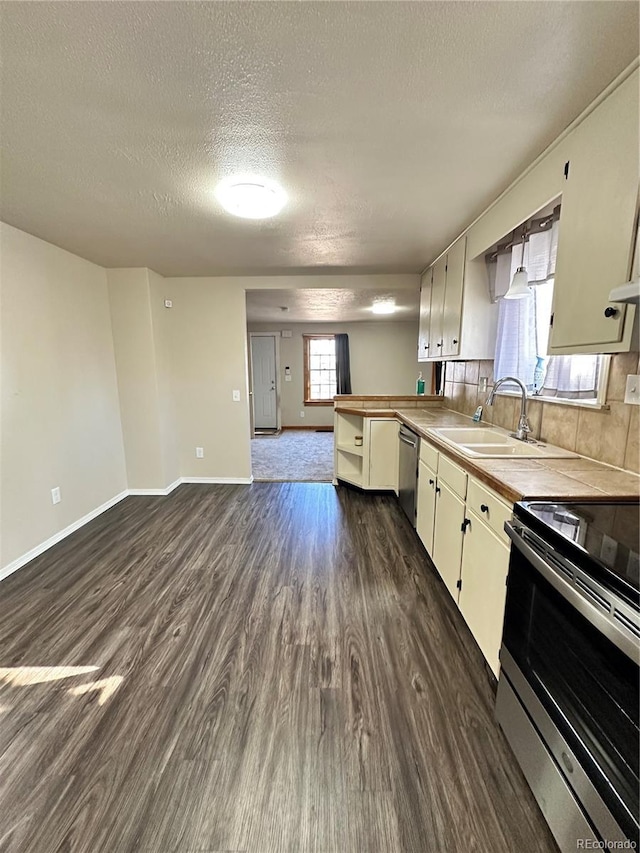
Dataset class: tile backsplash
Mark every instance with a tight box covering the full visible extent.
[443,353,640,473]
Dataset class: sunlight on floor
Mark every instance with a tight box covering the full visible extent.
[68,676,123,706]
[0,665,99,686]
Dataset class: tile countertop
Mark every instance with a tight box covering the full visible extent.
[336,405,640,504]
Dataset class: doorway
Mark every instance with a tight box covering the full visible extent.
[250,333,279,433]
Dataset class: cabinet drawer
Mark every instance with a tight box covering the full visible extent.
[437,454,467,499]
[466,478,512,544]
[419,439,439,471]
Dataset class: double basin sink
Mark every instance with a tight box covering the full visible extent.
[426,426,578,459]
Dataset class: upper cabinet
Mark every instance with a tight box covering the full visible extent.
[418,234,498,362]
[549,73,638,353]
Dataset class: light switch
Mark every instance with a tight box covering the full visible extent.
[195,447,204,458]
[624,375,640,405]
[232,390,241,402]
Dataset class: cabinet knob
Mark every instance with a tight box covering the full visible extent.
[429,478,435,486]
[480,504,489,513]
[424,344,429,350]
[452,339,458,345]
[604,306,619,318]
[461,518,471,533]
[436,341,442,348]
[435,486,441,495]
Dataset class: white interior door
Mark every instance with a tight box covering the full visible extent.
[251,335,278,429]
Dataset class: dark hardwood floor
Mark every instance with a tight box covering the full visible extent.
[0,483,559,853]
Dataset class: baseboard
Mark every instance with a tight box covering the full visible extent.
[281,425,334,431]
[128,479,182,496]
[0,490,129,582]
[181,476,254,485]
[0,477,255,583]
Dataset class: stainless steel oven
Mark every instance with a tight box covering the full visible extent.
[497,501,639,852]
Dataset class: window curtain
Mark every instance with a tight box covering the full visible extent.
[491,217,599,399]
[335,333,352,394]
[541,356,600,399]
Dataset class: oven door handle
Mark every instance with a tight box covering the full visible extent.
[505,521,640,665]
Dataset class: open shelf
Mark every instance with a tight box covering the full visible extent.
[337,443,364,458]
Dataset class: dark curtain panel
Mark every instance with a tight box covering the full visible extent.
[434,361,444,395]
[335,333,352,394]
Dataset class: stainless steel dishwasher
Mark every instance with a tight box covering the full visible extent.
[398,424,419,526]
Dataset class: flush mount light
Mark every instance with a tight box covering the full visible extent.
[215,176,287,219]
[371,299,397,315]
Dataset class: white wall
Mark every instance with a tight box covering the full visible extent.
[248,321,427,426]
[1,223,127,570]
[155,276,253,481]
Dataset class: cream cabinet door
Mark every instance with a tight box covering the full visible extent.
[429,256,447,358]
[550,72,638,351]
[368,420,399,490]
[416,460,437,556]
[458,511,510,677]
[432,480,465,602]
[442,236,466,357]
[418,269,433,362]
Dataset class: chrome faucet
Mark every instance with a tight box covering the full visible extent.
[486,376,532,442]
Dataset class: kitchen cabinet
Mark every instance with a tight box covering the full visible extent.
[431,455,468,601]
[415,436,512,675]
[418,235,497,363]
[550,71,638,353]
[334,412,398,491]
[416,459,437,556]
[458,508,510,677]
[441,236,465,357]
[418,268,433,360]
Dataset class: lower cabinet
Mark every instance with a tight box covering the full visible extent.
[458,510,510,676]
[334,412,398,491]
[416,438,513,677]
[416,459,437,555]
[432,481,466,600]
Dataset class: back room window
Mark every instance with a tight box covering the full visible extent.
[304,335,336,404]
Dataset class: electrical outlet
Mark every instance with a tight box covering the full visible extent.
[232,390,240,402]
[624,375,640,405]
[51,487,61,505]
[285,375,292,382]
[196,447,204,458]
[300,411,305,418]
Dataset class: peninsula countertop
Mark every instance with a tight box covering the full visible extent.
[334,404,640,504]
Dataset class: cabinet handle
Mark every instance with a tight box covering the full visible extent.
[604,306,619,318]
[428,478,435,486]
[435,486,441,495]
[480,504,489,513]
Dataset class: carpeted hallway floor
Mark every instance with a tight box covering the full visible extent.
[251,430,334,481]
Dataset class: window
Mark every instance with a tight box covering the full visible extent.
[303,335,337,404]
[487,205,605,403]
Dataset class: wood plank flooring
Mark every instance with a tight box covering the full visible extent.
[0,483,559,853]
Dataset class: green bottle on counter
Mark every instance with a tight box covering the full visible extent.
[416,372,425,395]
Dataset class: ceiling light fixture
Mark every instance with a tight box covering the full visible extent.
[371,299,397,315]
[215,176,287,219]
[504,231,532,299]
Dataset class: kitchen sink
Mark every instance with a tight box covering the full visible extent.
[427,426,578,459]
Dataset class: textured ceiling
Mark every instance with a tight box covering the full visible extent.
[1,2,638,276]
[246,288,420,323]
